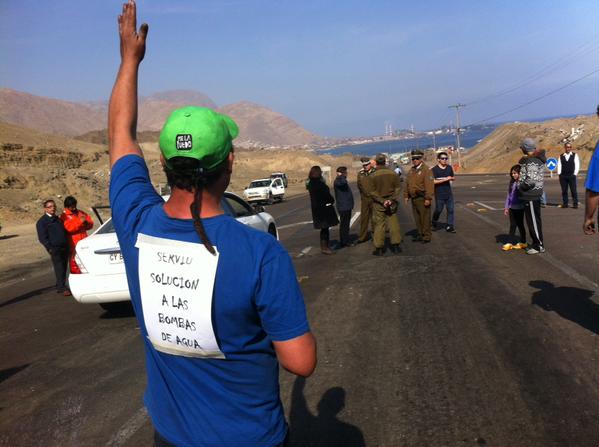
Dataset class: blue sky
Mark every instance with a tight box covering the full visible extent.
[1,0,599,136]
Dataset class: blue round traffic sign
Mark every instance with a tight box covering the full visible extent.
[546,158,558,171]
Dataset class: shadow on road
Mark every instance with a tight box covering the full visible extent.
[530,280,599,335]
[0,287,53,308]
[289,377,365,447]
[0,234,19,241]
[0,364,29,384]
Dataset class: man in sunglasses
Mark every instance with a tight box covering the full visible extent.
[557,142,580,209]
[431,151,456,233]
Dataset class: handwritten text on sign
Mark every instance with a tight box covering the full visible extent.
[135,233,224,358]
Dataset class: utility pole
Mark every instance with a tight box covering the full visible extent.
[448,103,466,169]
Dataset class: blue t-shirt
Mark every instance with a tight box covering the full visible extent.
[431,165,454,199]
[585,140,599,193]
[109,155,310,447]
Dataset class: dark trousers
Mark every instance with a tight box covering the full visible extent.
[50,247,69,292]
[432,195,455,227]
[508,208,526,244]
[320,227,330,243]
[559,175,578,206]
[338,209,352,245]
[523,200,543,249]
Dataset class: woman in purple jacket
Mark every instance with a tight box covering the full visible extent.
[502,165,527,250]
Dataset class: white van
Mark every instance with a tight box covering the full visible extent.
[243,178,285,204]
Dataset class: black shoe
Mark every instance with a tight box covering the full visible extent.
[573,204,579,209]
[421,239,431,244]
[390,244,402,254]
[561,204,568,208]
[372,248,385,256]
[412,235,422,242]
[446,226,456,233]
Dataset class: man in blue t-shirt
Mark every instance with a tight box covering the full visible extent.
[583,105,599,235]
[431,151,456,233]
[107,3,316,446]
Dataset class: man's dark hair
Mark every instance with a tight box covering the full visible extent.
[43,199,55,208]
[163,155,230,255]
[64,196,77,208]
[336,166,347,174]
[437,151,448,159]
[308,165,322,180]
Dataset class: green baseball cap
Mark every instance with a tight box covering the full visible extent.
[159,106,239,172]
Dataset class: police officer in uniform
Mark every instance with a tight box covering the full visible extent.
[370,153,402,255]
[357,157,375,243]
[404,150,434,243]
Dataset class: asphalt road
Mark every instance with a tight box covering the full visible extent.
[2,174,599,446]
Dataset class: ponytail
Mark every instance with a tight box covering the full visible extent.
[190,176,216,255]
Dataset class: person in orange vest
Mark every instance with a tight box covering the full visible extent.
[60,195,93,273]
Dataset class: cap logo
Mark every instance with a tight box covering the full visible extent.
[176,134,193,151]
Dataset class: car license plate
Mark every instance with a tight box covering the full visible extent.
[108,252,123,264]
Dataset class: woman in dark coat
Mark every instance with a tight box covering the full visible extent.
[307,166,339,254]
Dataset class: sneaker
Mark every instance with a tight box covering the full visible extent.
[539,246,545,253]
[514,242,528,250]
[445,226,456,233]
[573,204,579,209]
[526,247,541,255]
[502,243,513,251]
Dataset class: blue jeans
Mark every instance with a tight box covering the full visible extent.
[432,195,454,227]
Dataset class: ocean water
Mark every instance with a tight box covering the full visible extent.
[320,127,495,157]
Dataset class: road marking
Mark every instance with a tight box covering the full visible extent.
[107,407,148,447]
[278,220,313,230]
[297,246,312,258]
[350,211,361,228]
[461,205,599,291]
[474,201,498,211]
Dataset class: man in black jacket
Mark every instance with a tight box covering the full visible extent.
[36,199,70,295]
[557,142,580,208]
[334,166,355,247]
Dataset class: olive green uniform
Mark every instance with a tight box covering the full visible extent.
[370,166,402,248]
[357,168,375,242]
[404,163,435,241]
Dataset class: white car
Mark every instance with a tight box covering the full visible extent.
[243,178,285,204]
[69,192,279,313]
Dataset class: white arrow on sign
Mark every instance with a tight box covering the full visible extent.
[546,158,558,171]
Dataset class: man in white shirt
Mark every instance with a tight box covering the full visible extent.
[557,142,580,208]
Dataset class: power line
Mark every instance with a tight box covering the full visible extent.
[466,65,599,126]
[465,34,599,107]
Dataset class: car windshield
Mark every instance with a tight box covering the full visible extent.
[249,180,270,188]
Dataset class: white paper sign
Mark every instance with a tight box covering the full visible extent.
[135,233,224,359]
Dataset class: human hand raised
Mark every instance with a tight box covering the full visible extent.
[118,0,148,65]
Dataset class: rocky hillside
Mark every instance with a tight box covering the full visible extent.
[0,121,348,225]
[0,88,321,147]
[464,115,599,173]
[219,102,320,147]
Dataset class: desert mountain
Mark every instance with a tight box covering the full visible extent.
[0,88,106,137]
[219,101,320,146]
[0,88,321,146]
[464,115,599,173]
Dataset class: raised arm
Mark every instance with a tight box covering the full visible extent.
[108,0,149,167]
